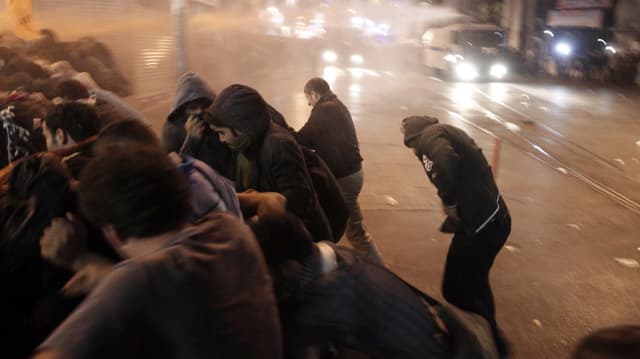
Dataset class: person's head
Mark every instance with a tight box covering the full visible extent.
[303,77,331,106]
[43,102,100,150]
[94,118,160,157]
[183,98,212,116]
[168,72,216,123]
[56,79,90,101]
[401,115,439,150]
[78,146,190,257]
[572,325,640,359]
[252,212,315,299]
[208,84,271,149]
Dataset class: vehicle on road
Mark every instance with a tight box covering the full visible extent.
[421,23,510,82]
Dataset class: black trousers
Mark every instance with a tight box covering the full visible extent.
[441,209,511,337]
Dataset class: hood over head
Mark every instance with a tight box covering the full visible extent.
[402,115,439,148]
[208,84,271,142]
[168,72,216,123]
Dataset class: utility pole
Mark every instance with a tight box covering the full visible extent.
[171,0,187,75]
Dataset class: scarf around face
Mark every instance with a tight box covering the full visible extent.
[231,133,253,190]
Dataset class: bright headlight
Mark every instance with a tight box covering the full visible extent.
[444,54,464,64]
[490,64,508,79]
[605,46,616,54]
[350,54,363,64]
[455,63,479,81]
[322,50,337,63]
[555,42,572,56]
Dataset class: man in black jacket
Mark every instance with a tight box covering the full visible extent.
[207,84,333,243]
[297,77,383,265]
[401,115,512,357]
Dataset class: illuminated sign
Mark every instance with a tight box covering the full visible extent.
[556,0,613,9]
[547,9,604,28]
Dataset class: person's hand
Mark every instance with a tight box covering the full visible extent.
[61,256,114,296]
[40,213,88,270]
[184,114,207,141]
[443,204,461,223]
[255,192,287,218]
[237,191,287,218]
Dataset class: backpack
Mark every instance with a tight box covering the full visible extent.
[298,145,348,243]
[268,106,348,242]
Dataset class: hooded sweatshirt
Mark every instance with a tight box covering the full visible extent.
[162,73,216,153]
[402,116,505,235]
[210,84,333,242]
[162,73,234,178]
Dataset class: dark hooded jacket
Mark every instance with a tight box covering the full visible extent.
[210,84,333,242]
[162,73,233,178]
[402,116,506,236]
[296,92,363,179]
[162,72,216,152]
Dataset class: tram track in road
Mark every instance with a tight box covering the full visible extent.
[439,84,640,216]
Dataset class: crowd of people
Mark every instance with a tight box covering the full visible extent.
[1,58,638,358]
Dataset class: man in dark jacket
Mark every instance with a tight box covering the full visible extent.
[401,115,512,357]
[162,72,233,178]
[298,77,383,264]
[207,84,333,243]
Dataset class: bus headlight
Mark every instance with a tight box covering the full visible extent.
[490,64,508,79]
[455,63,479,81]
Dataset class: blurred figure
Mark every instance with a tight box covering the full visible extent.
[572,325,640,359]
[299,77,383,265]
[253,211,499,359]
[208,84,332,242]
[39,119,244,297]
[0,154,80,359]
[163,72,234,178]
[401,115,512,358]
[34,146,282,359]
[7,0,40,40]
[54,79,147,127]
[42,102,100,178]
[0,99,47,167]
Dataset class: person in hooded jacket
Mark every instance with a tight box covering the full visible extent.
[207,84,333,242]
[401,115,512,358]
[162,72,233,179]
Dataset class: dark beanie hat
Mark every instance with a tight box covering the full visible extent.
[402,116,439,148]
[208,84,271,140]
